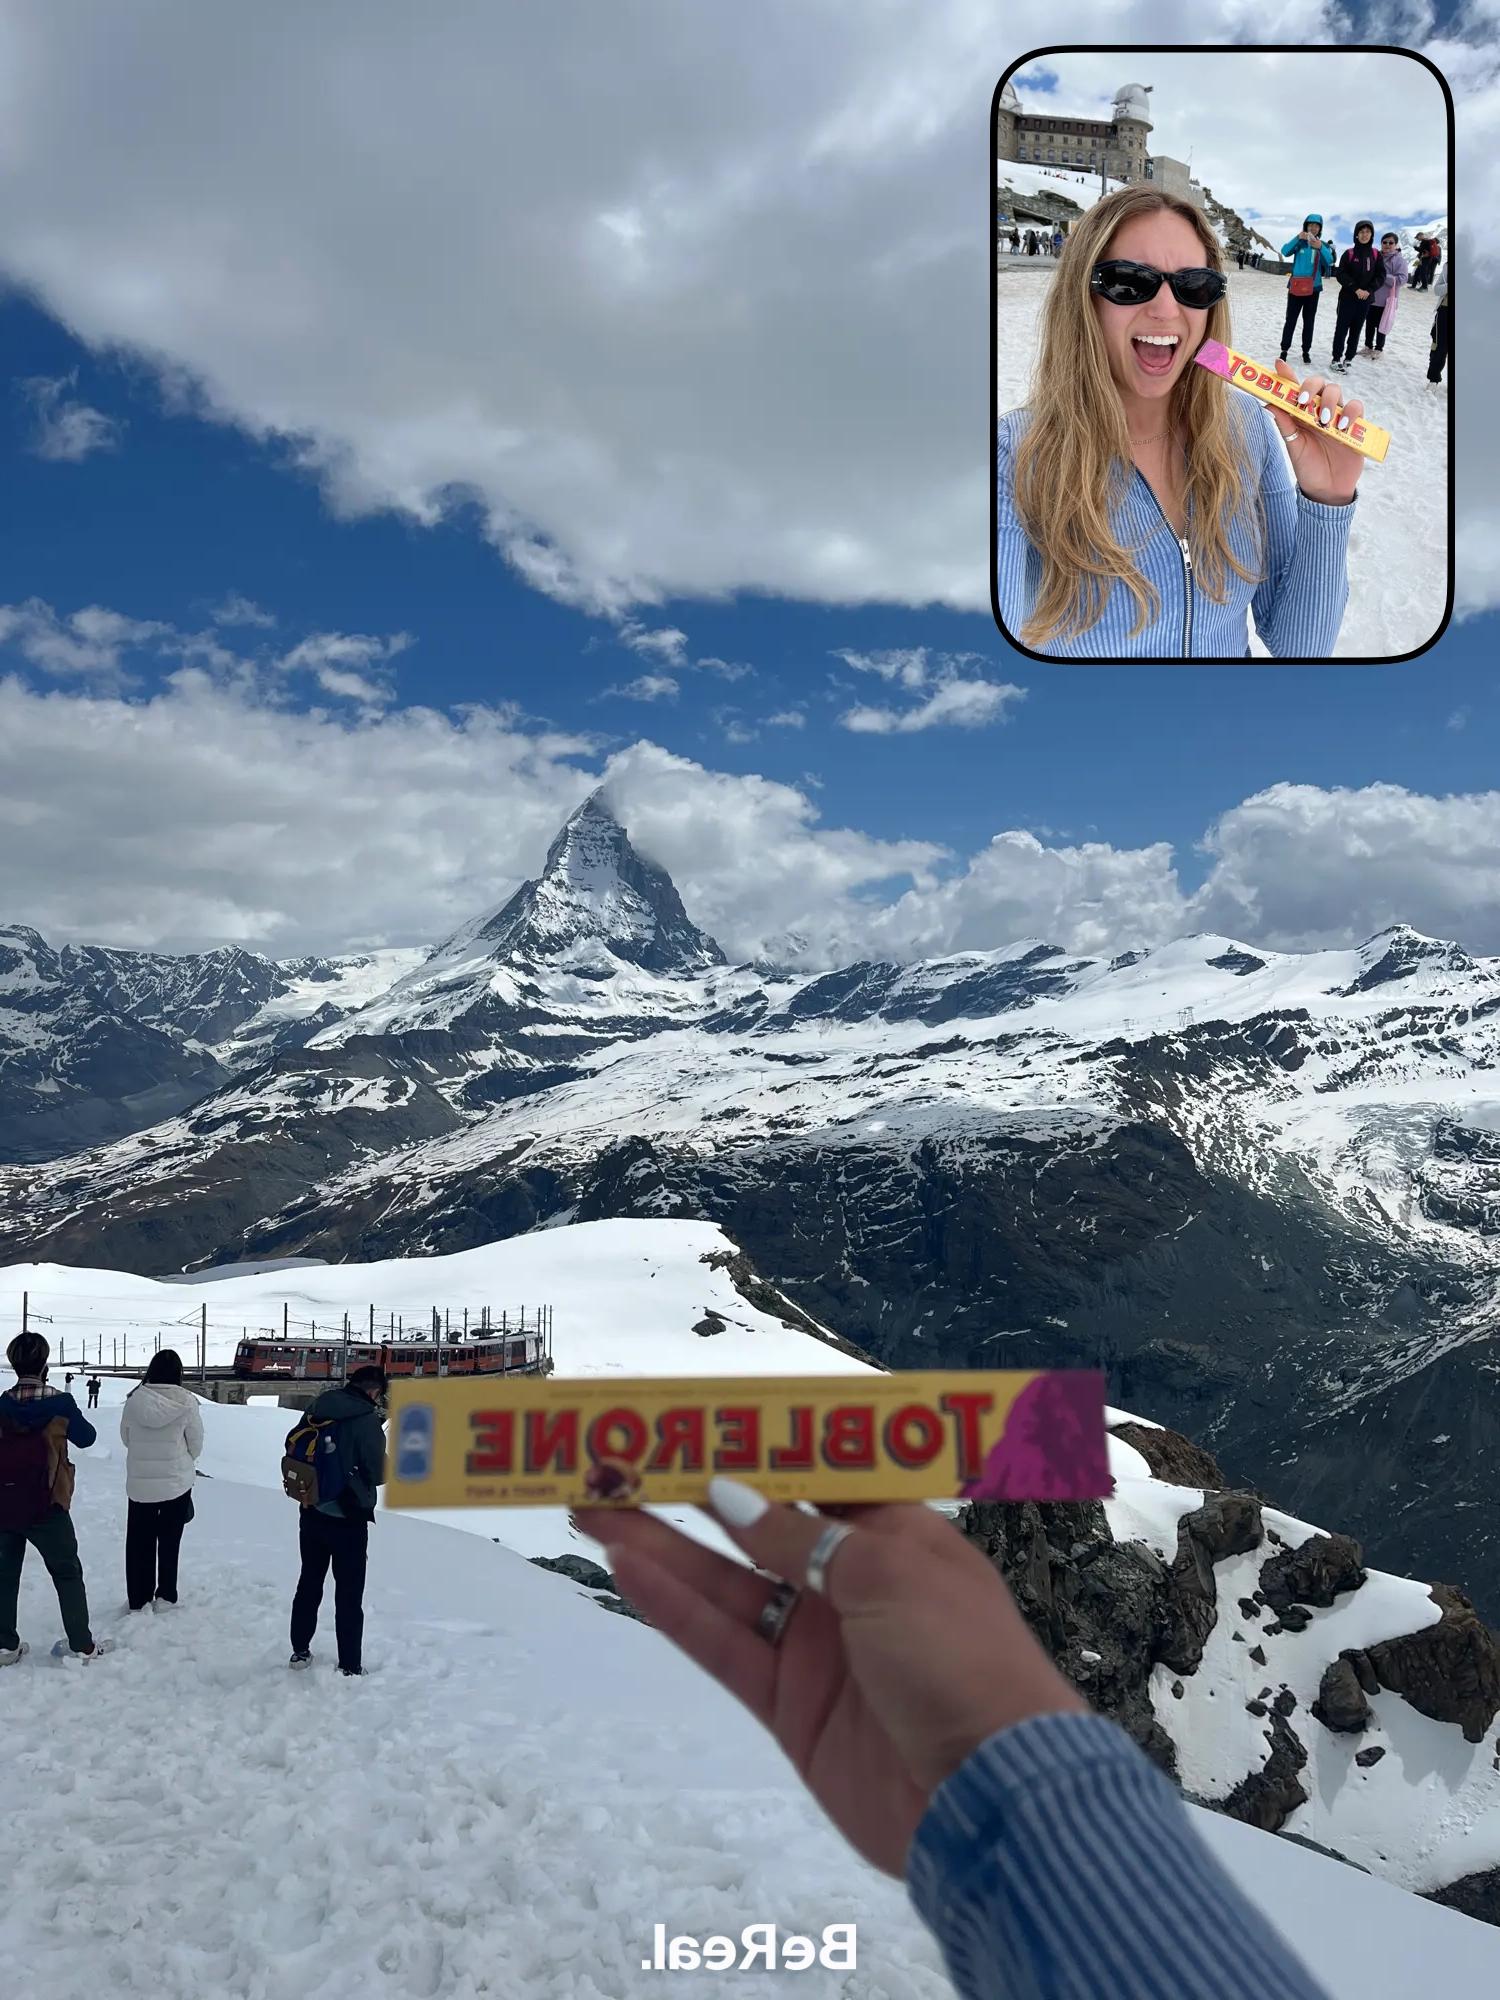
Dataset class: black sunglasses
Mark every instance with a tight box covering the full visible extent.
[1090,259,1227,310]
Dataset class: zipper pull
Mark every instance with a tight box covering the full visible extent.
[1179,537,1193,571]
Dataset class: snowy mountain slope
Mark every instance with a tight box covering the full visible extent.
[6,805,1500,1608]
[4,1218,1500,1973]
[0,924,424,1163]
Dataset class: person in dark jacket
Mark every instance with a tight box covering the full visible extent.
[1330,221,1384,370]
[1278,214,1334,364]
[1427,259,1450,386]
[288,1365,387,1675]
[0,1333,113,1664]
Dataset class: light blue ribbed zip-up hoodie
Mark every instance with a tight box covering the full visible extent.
[996,394,1356,659]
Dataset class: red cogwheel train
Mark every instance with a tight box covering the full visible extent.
[233,1329,549,1382]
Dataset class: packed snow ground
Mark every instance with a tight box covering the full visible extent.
[4,1373,1499,1998]
[997,264,1446,659]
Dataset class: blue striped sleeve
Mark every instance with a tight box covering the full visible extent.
[995,417,1037,646]
[1249,407,1355,659]
[906,1711,1332,2000]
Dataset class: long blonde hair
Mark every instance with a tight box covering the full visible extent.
[1011,186,1264,650]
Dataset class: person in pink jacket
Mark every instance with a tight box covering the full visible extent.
[1363,233,1407,355]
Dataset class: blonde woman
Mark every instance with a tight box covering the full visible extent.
[996,186,1367,659]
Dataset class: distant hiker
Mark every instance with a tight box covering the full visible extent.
[575,1485,1336,2000]
[1025,229,1038,256]
[1330,220,1385,371]
[1411,235,1439,290]
[1009,225,1020,253]
[1278,213,1334,365]
[86,1376,101,1409]
[1051,228,1063,257]
[0,1332,112,1665]
[120,1349,203,1611]
[1363,232,1406,355]
[1427,260,1450,388]
[286,1365,387,1675]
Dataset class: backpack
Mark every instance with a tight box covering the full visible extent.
[0,1416,53,1531]
[281,1415,348,1509]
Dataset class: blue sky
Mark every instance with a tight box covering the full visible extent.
[0,0,1494,967]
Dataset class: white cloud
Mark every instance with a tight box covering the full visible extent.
[834,647,935,689]
[275,630,412,704]
[618,622,689,669]
[1189,783,1500,953]
[1,0,1416,620]
[696,657,755,682]
[765,708,805,728]
[841,676,1024,734]
[212,593,277,629]
[5,673,1500,966]
[0,599,167,680]
[602,673,679,702]
[18,371,122,461]
[1448,707,1470,731]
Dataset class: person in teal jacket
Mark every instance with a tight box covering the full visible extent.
[1279,214,1335,365]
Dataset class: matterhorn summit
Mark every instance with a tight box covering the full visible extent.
[446,791,725,980]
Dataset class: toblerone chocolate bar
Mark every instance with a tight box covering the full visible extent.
[1194,338,1391,462]
[383,1369,1111,1509]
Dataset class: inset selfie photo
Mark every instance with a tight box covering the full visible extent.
[992,48,1452,662]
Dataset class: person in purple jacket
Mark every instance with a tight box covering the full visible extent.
[576,1482,1334,2000]
[1363,232,1407,355]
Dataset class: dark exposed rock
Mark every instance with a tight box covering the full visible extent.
[1273,1689,1297,1718]
[1107,1420,1226,1490]
[1345,1648,1380,1696]
[1366,1584,1500,1744]
[1249,1645,1267,1666]
[1277,1605,1313,1633]
[1259,1533,1366,1613]
[530,1553,615,1592]
[1246,1700,1268,1717]
[1217,1711,1309,1833]
[1157,1492,1263,1674]
[1239,1598,1261,1621]
[958,1500,1177,1773]
[692,1311,727,1337]
[1355,1746,1386,1768]
[1427,1868,1500,1927]
[1312,1657,1372,1734]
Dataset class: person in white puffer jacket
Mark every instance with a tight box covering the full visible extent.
[119,1349,203,1611]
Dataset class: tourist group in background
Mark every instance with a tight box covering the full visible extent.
[1002,224,1066,257]
[1278,213,1447,388]
[1,1332,387,1673]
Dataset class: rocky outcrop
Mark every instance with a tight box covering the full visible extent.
[1158,1493,1264,1675]
[1108,1419,1225,1490]
[529,1551,646,1623]
[1365,1583,1500,1744]
[1311,1656,1372,1734]
[1216,1710,1309,1832]
[1259,1533,1366,1615]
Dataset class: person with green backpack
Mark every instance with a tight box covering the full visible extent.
[285,1365,387,1675]
[0,1332,113,1664]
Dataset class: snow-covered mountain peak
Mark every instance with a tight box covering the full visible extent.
[459,791,726,978]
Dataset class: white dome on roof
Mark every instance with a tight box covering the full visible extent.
[998,80,1021,114]
[1112,83,1152,122]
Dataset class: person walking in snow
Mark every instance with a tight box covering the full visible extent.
[1278,214,1334,365]
[0,1332,112,1665]
[1051,228,1063,257]
[86,1376,101,1409]
[1411,235,1439,290]
[574,1483,1336,2000]
[1364,232,1406,354]
[120,1349,203,1611]
[288,1365,387,1675]
[1329,221,1384,372]
[1427,259,1450,388]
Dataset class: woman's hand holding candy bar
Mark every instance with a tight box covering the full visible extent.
[1271,359,1367,506]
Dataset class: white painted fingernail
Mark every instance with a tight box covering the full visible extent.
[1318,406,1332,426]
[1297,391,1311,406]
[708,1476,769,1527]
[1336,414,1350,431]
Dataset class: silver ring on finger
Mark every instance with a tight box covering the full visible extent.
[805,1522,854,1598]
[755,1578,801,1649]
